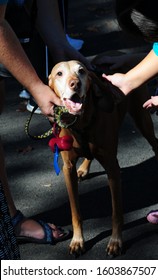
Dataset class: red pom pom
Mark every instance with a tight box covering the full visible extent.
[49,135,73,152]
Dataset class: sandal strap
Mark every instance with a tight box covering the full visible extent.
[37,220,55,244]
[12,212,64,244]
[11,210,24,227]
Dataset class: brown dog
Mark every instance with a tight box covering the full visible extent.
[48,59,158,256]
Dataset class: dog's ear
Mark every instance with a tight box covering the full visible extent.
[89,71,114,113]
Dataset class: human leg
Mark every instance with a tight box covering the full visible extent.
[0,137,69,243]
[0,79,69,244]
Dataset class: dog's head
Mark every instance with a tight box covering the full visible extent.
[48,60,90,115]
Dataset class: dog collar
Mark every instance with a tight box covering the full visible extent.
[54,106,78,128]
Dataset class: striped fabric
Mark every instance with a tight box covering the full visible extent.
[0,181,20,260]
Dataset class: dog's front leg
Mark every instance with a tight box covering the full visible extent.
[62,153,85,256]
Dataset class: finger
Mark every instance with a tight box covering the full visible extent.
[39,103,54,118]
[48,116,55,123]
[143,100,152,108]
[143,96,155,107]
[52,93,63,106]
[102,73,112,82]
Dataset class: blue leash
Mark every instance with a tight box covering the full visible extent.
[53,144,60,175]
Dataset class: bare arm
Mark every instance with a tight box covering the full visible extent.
[103,50,158,95]
[123,50,158,90]
[102,49,158,110]
[0,5,39,88]
[34,0,66,47]
[0,4,62,117]
[25,0,91,68]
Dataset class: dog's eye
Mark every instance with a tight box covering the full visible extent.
[57,71,63,76]
[78,68,86,75]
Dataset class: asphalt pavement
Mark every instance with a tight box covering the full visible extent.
[1,0,158,260]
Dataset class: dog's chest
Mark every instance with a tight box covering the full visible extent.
[69,109,117,159]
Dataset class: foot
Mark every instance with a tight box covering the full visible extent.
[14,219,64,240]
[12,210,68,243]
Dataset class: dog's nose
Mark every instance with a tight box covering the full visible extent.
[69,79,81,90]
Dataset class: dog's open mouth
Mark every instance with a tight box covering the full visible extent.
[63,94,83,115]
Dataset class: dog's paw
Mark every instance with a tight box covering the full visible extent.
[77,159,91,180]
[69,238,85,257]
[77,168,89,181]
[106,237,122,256]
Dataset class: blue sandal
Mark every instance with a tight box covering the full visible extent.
[12,210,70,244]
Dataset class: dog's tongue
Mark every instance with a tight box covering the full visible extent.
[64,99,82,115]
